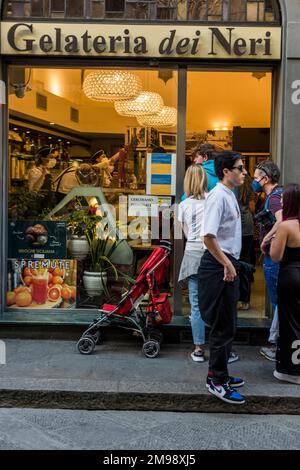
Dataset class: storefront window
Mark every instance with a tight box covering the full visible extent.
[6,65,177,315]
[2,0,280,22]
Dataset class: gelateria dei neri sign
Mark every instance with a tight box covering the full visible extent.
[0,22,281,60]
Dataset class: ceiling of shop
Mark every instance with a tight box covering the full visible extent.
[8,67,271,134]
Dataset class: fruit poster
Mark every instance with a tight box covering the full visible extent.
[7,259,77,309]
[8,220,67,259]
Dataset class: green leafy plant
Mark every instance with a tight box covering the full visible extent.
[86,236,119,275]
[86,233,130,297]
[8,189,51,220]
[66,203,102,239]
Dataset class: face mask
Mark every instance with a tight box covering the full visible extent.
[47,158,57,169]
[252,179,264,193]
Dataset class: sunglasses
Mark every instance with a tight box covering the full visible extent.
[231,164,246,173]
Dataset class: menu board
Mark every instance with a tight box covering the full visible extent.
[6,259,77,310]
[8,220,67,259]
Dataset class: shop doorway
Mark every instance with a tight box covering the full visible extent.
[184,69,273,322]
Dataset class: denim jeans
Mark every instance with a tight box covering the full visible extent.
[263,254,280,309]
[263,255,280,344]
[188,275,205,346]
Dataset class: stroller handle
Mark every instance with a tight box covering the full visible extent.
[159,240,172,252]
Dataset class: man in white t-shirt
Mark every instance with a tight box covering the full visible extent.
[199,151,247,405]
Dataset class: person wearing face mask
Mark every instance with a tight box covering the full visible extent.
[28,146,55,191]
[198,151,247,405]
[252,161,283,362]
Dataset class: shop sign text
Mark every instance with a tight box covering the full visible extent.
[1,22,282,60]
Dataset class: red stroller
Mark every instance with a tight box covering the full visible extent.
[77,240,172,358]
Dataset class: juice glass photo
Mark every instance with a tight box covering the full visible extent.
[32,270,49,304]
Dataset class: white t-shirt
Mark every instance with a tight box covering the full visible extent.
[201,182,241,260]
[28,166,48,191]
[178,196,206,250]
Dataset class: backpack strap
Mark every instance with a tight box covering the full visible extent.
[265,186,283,211]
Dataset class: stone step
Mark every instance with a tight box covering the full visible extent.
[0,340,299,414]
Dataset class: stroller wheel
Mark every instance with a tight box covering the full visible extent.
[83,330,102,345]
[77,337,95,355]
[148,331,163,344]
[142,340,160,359]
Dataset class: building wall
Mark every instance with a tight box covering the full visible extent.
[278,1,300,184]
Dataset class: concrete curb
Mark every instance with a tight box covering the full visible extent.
[0,389,300,415]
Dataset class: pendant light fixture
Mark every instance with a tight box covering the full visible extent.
[137,106,177,127]
[115,91,164,116]
[83,71,142,102]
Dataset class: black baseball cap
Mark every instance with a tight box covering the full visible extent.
[36,146,52,158]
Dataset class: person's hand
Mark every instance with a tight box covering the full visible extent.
[261,237,270,254]
[224,261,237,282]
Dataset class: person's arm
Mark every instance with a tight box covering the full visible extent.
[110,150,121,164]
[204,236,237,282]
[180,222,189,239]
[92,161,107,170]
[28,167,45,191]
[177,203,189,239]
[261,209,282,253]
[270,222,288,262]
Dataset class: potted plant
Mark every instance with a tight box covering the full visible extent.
[66,203,102,260]
[83,231,121,296]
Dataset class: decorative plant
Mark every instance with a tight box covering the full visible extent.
[8,189,51,220]
[66,202,102,239]
[85,227,135,297]
[86,236,119,274]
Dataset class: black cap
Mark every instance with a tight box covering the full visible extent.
[36,146,52,158]
[90,149,105,164]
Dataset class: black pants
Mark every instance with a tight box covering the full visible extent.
[198,251,240,383]
[277,263,300,376]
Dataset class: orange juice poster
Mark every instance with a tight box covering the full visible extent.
[7,259,77,309]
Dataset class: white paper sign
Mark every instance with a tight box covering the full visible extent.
[128,195,158,217]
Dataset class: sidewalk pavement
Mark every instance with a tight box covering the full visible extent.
[0,339,300,414]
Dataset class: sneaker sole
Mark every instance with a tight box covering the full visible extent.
[273,370,300,384]
[260,350,276,362]
[206,380,244,389]
[208,387,245,405]
[191,354,205,363]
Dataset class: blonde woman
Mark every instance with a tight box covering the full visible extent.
[178,165,208,362]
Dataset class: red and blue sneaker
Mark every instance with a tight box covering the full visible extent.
[208,380,246,405]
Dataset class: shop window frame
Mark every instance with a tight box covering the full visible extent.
[0,56,279,323]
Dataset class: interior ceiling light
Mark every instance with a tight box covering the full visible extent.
[83,71,142,102]
[137,106,177,127]
[115,92,164,116]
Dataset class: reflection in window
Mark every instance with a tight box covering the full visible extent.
[66,0,84,17]
[2,0,280,22]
